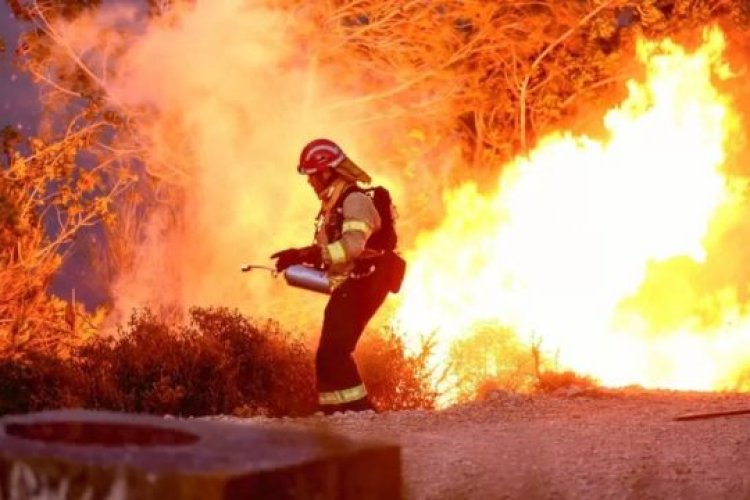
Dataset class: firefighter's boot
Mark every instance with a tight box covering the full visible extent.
[340,396,376,413]
[320,396,376,415]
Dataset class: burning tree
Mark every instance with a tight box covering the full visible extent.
[1,0,180,349]
[393,22,750,400]
[1,1,141,354]
[0,121,132,354]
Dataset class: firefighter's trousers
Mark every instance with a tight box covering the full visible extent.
[316,264,390,410]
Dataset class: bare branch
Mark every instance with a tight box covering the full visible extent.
[518,0,616,151]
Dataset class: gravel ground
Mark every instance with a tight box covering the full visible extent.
[213,389,750,499]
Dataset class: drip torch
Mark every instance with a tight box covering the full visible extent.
[241,263,331,295]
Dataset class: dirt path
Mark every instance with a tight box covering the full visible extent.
[216,390,750,499]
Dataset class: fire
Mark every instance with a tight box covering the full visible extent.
[393,27,750,401]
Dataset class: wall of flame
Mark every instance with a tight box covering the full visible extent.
[394,27,750,398]
[47,2,750,398]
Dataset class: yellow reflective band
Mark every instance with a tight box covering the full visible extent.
[326,241,347,264]
[318,384,367,405]
[342,219,372,237]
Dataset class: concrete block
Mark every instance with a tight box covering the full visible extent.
[0,410,400,499]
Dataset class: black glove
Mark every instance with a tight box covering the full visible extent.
[270,245,322,272]
[270,248,302,272]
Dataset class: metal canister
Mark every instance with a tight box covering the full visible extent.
[283,265,331,294]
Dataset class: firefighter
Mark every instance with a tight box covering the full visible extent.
[271,138,402,414]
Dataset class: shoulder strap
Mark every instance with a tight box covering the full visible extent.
[331,184,364,213]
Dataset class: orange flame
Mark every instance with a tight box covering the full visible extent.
[394,27,750,401]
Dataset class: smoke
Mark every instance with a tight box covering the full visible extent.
[103,0,330,327]
[48,0,460,331]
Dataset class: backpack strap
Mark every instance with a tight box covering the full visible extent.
[320,184,364,244]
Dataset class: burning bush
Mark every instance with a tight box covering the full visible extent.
[449,326,539,402]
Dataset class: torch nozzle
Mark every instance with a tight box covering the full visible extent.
[240,264,278,276]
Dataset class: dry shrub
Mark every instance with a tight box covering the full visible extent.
[0,307,435,417]
[529,340,600,394]
[474,378,515,402]
[449,325,539,402]
[357,327,437,411]
[447,325,602,400]
[75,307,318,417]
[535,370,599,394]
[0,350,79,415]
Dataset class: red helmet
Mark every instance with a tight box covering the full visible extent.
[298,138,346,175]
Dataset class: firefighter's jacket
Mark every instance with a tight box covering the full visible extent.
[314,179,381,288]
